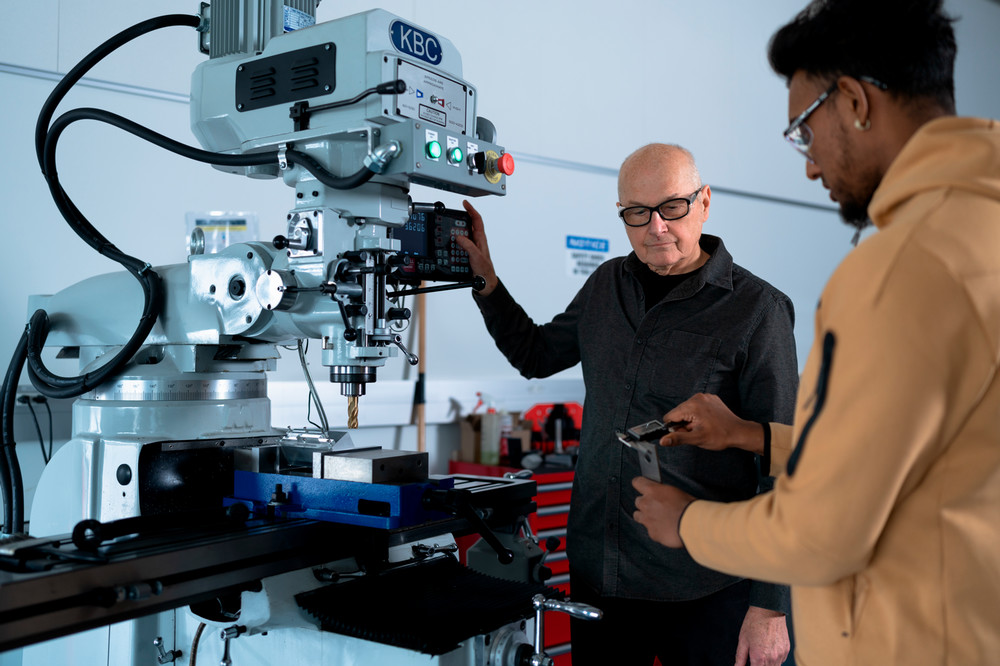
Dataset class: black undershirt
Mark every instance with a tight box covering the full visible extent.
[634,263,703,313]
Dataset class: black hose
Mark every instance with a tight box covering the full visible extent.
[1,330,29,534]
[35,14,202,174]
[45,108,280,171]
[26,16,201,400]
[0,409,8,531]
[42,108,375,195]
[42,399,53,462]
[26,12,376,402]
[286,148,376,190]
[27,293,161,400]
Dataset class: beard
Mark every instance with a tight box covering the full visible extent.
[838,197,873,232]
[833,123,880,235]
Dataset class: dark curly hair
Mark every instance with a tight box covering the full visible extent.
[768,0,957,113]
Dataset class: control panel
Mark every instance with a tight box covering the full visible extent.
[377,119,514,197]
[392,202,473,283]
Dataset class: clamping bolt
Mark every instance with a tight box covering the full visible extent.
[152,636,181,664]
[391,334,419,365]
[412,542,459,560]
[219,625,246,666]
[529,594,602,666]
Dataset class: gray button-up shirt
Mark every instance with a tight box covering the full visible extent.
[473,235,798,610]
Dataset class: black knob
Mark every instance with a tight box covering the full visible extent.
[269,484,288,504]
[273,235,289,250]
[228,277,246,300]
[116,464,132,486]
[342,250,369,262]
[72,519,105,550]
[345,304,368,317]
[376,79,406,95]
[387,307,411,321]
[472,151,487,173]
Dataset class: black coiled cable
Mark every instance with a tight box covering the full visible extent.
[2,14,202,532]
[6,11,385,532]
[27,16,203,400]
[1,330,29,533]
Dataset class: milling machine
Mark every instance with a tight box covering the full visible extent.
[0,3,598,665]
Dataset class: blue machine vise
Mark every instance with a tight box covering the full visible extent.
[225,470,456,529]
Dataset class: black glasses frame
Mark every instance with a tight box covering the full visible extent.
[618,186,705,227]
[782,76,889,160]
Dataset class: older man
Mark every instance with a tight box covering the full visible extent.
[458,144,797,665]
[633,1,1000,665]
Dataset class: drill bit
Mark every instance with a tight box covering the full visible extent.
[348,396,358,429]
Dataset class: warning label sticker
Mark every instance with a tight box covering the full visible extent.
[566,235,609,278]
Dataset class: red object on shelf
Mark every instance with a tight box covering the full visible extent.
[521,402,583,454]
[522,403,583,431]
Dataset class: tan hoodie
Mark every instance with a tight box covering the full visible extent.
[679,117,1000,665]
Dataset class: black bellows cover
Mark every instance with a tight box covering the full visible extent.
[295,556,564,655]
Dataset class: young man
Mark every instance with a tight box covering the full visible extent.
[633,2,1000,664]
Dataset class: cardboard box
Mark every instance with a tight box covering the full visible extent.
[459,414,483,464]
[503,426,534,466]
[458,413,534,465]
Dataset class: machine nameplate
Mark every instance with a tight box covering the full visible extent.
[395,59,467,135]
[389,20,443,65]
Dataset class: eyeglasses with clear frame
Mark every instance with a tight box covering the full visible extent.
[617,186,705,227]
[783,76,888,161]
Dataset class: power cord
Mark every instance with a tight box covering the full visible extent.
[16,396,49,464]
[40,397,53,462]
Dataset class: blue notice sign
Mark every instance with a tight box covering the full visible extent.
[565,235,609,278]
[566,236,609,252]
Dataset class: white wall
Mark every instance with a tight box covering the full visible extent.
[1,0,999,477]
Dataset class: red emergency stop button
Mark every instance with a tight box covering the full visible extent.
[480,150,513,184]
[497,152,515,176]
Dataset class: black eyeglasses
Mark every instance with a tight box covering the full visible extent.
[617,186,705,227]
[783,76,888,160]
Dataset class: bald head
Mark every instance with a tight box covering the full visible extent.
[616,143,711,276]
[618,144,702,201]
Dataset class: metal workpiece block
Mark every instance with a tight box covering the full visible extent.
[319,448,428,483]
